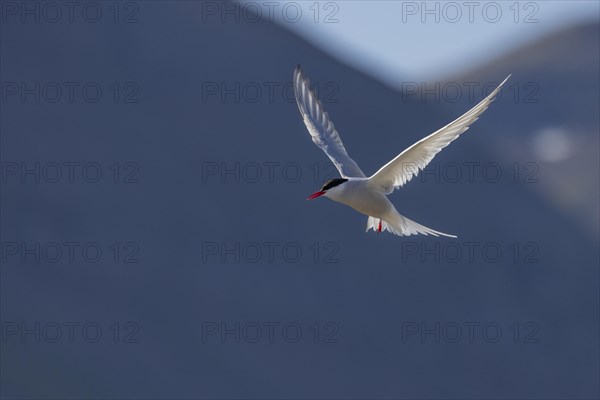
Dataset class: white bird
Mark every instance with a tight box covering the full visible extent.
[293,65,510,238]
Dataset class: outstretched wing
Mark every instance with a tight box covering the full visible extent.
[369,75,511,193]
[293,65,366,178]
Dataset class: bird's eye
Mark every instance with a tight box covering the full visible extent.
[321,180,334,191]
[321,178,347,191]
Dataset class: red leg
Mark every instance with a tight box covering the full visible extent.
[378,220,382,233]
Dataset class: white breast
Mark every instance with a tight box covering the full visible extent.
[324,179,394,218]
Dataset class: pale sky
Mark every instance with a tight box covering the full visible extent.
[239,0,599,85]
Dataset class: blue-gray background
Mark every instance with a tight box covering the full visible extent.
[1,1,599,398]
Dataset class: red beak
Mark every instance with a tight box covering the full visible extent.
[307,190,326,200]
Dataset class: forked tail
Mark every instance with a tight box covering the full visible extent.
[366,212,457,238]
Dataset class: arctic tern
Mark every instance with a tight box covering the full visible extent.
[293,65,510,237]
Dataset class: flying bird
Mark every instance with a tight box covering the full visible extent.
[293,65,510,238]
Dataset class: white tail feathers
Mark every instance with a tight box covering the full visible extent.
[366,213,457,238]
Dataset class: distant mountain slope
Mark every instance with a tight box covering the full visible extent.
[445,22,599,237]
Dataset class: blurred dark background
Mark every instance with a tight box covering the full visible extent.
[1,1,598,398]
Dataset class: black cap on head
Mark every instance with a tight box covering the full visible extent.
[321,178,348,191]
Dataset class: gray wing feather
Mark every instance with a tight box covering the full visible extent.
[293,66,366,178]
[369,75,511,193]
